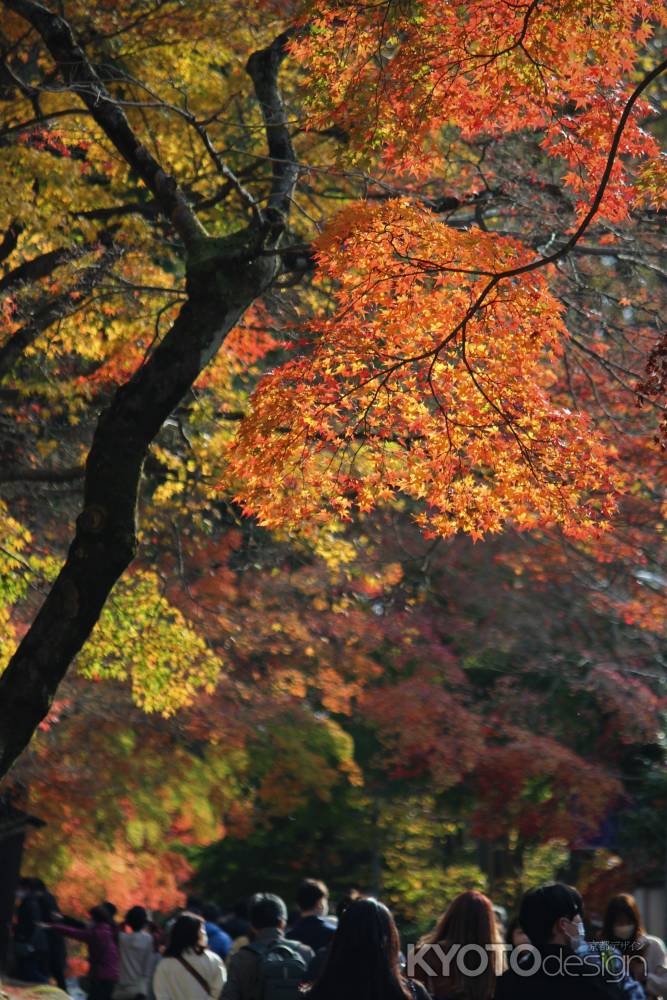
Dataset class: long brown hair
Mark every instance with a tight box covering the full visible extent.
[417,891,501,1000]
[602,894,645,945]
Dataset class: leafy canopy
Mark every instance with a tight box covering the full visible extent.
[228,0,666,539]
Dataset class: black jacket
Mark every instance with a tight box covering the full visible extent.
[287,916,336,953]
[494,944,641,1000]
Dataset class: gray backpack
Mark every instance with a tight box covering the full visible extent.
[245,938,309,1000]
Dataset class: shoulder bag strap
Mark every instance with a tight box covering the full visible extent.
[176,954,214,997]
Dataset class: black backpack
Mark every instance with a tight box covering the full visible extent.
[244,938,309,1000]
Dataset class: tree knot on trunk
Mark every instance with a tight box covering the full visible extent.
[77,504,107,534]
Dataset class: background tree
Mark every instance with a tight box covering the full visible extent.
[0,0,665,931]
[0,0,664,775]
[12,511,665,923]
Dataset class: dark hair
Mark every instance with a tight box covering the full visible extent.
[418,891,500,1000]
[602,894,645,946]
[186,895,204,915]
[505,916,523,947]
[519,883,583,950]
[90,905,115,925]
[125,906,147,932]
[165,913,205,957]
[296,879,328,911]
[202,901,220,923]
[250,893,288,930]
[308,897,410,1000]
[337,889,363,920]
[102,901,118,918]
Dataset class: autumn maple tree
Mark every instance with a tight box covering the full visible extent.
[12,515,664,917]
[0,0,665,793]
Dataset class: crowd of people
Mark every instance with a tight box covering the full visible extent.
[8,875,667,1000]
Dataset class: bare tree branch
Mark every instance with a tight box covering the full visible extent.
[0,465,84,484]
[0,243,121,378]
[0,245,72,294]
[2,0,206,247]
[246,31,298,223]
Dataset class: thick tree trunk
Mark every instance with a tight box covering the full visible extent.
[0,248,277,775]
[0,1,297,777]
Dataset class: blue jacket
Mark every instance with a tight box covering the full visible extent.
[205,921,233,959]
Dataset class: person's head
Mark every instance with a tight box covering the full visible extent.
[164,912,207,957]
[186,895,204,915]
[519,883,583,951]
[250,893,288,932]
[16,876,33,901]
[337,889,363,920]
[296,879,329,917]
[146,920,161,948]
[90,904,114,926]
[505,916,530,949]
[102,901,118,923]
[202,901,219,924]
[125,906,147,932]
[420,891,501,999]
[602,894,644,944]
[309,897,409,1000]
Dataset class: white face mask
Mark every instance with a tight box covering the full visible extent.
[564,917,585,948]
[613,924,636,939]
